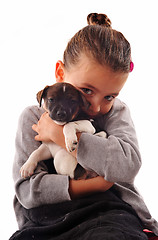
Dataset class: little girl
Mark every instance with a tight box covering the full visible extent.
[10,13,158,239]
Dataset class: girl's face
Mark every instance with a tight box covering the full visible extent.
[55,55,128,118]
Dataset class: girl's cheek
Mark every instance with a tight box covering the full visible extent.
[101,101,114,114]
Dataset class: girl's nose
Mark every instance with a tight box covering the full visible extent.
[89,98,101,113]
[91,104,101,113]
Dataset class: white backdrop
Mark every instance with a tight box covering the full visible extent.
[0,0,158,238]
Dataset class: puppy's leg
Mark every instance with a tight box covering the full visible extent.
[54,149,77,179]
[20,143,52,178]
[63,120,95,152]
[45,142,63,156]
[46,142,78,178]
[94,131,107,138]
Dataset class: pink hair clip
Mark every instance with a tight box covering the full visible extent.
[130,61,134,72]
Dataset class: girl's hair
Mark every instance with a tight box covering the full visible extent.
[63,13,131,73]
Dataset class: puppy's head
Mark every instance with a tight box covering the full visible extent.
[37,82,90,124]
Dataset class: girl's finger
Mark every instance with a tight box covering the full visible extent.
[35,134,40,141]
[32,124,38,132]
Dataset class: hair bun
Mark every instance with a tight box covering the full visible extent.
[87,13,111,27]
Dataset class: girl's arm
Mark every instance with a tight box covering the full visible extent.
[34,100,141,184]
[32,99,141,184]
[13,106,113,210]
[32,112,67,149]
[32,112,78,157]
[69,176,114,199]
[32,112,114,195]
[13,106,71,209]
[32,99,140,185]
[77,99,142,183]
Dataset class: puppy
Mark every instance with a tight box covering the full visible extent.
[20,82,107,179]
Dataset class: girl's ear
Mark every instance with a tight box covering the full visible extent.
[55,60,65,82]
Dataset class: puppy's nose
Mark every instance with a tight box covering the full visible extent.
[56,110,67,119]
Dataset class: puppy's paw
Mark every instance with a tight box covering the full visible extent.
[63,120,95,152]
[65,136,78,152]
[20,161,37,178]
[63,123,78,152]
[94,131,107,138]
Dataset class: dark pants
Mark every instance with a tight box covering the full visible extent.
[10,187,148,240]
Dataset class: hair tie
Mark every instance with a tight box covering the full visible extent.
[130,61,134,72]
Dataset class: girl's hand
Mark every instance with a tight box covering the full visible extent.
[32,112,80,157]
[32,112,65,148]
[69,176,114,199]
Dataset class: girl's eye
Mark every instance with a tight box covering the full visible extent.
[81,88,93,95]
[104,95,114,101]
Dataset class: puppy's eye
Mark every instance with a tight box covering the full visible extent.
[48,98,55,103]
[71,100,78,105]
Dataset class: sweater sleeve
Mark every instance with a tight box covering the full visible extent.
[13,106,71,209]
[77,99,142,183]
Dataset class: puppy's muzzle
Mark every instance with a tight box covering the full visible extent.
[56,109,67,119]
[49,105,70,123]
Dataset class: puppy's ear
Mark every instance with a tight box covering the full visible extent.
[36,85,49,107]
[80,94,90,110]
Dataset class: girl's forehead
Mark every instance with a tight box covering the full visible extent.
[63,54,129,97]
[65,57,128,92]
[67,55,127,79]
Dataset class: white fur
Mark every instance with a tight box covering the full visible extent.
[63,85,66,93]
[20,120,106,179]
[94,131,107,138]
[63,120,96,152]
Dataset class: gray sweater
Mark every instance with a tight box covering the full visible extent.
[12,98,158,235]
